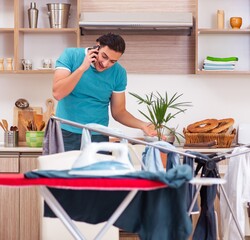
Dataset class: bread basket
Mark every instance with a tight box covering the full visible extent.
[183,128,236,148]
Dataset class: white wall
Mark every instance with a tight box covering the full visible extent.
[1,73,249,143]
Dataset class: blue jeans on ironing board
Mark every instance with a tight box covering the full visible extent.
[61,129,109,151]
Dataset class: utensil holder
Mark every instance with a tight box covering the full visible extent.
[4,131,19,147]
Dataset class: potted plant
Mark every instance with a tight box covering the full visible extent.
[129,91,192,143]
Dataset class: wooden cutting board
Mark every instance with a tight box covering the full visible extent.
[13,106,43,146]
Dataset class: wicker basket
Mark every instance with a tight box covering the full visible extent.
[183,128,236,148]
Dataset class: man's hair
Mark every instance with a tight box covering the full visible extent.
[96,33,126,54]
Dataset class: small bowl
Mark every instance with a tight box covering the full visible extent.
[26,131,44,147]
[230,17,242,29]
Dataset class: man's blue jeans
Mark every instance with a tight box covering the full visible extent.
[62,129,109,151]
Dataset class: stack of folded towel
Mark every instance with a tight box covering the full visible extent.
[202,56,238,71]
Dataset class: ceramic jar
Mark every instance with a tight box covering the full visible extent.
[230,17,242,29]
[217,10,225,29]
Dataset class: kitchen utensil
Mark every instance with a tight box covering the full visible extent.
[38,121,45,131]
[0,121,6,131]
[43,98,55,125]
[28,2,39,28]
[19,114,30,131]
[2,119,9,131]
[4,130,18,147]
[34,113,43,130]
[47,3,71,28]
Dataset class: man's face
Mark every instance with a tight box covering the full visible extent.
[94,46,122,72]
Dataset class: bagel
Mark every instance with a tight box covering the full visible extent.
[210,118,234,133]
[187,119,219,133]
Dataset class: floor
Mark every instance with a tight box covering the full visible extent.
[119,231,139,240]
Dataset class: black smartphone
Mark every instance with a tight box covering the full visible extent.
[89,45,100,51]
[89,45,100,63]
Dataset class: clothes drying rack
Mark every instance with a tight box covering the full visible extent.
[50,115,250,240]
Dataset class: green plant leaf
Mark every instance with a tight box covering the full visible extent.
[129,91,192,143]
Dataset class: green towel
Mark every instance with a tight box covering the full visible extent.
[206,56,238,62]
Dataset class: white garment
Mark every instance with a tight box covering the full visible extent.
[220,147,250,239]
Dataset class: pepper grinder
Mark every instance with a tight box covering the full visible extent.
[217,10,225,29]
[0,58,4,71]
[28,2,39,28]
[6,58,13,70]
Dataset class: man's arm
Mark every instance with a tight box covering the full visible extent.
[53,48,98,100]
[110,92,156,136]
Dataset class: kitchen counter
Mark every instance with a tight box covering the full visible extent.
[0,145,42,153]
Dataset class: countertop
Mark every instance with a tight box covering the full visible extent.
[0,145,42,153]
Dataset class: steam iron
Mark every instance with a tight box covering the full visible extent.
[69,142,135,176]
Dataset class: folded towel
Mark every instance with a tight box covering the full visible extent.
[204,59,237,65]
[203,65,235,71]
[206,56,238,62]
[203,62,235,67]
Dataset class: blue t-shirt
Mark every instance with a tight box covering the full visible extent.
[55,48,127,134]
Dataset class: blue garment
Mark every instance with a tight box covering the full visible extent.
[142,141,180,172]
[186,151,217,240]
[55,47,127,134]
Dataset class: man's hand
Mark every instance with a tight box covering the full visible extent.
[82,47,99,68]
[141,123,167,141]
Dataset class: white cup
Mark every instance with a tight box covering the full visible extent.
[42,59,53,69]
[22,59,32,70]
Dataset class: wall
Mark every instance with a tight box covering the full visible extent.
[1,73,249,144]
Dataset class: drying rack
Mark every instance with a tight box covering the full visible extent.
[50,115,250,240]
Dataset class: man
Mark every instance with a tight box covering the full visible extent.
[53,33,156,150]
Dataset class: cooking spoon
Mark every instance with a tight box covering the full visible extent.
[0,122,6,131]
[2,119,8,131]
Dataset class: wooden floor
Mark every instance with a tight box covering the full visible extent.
[119,231,139,240]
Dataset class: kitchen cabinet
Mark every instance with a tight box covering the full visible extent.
[0,149,42,240]
[0,0,80,74]
[195,0,250,74]
[0,154,19,240]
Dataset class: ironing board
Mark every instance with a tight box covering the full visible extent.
[0,169,192,240]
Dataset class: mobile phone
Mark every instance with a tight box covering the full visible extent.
[89,45,100,52]
[89,45,100,65]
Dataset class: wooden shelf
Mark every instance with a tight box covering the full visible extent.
[196,70,250,75]
[18,28,79,34]
[198,28,250,34]
[0,70,55,74]
[0,28,14,32]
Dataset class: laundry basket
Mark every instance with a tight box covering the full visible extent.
[47,3,71,28]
